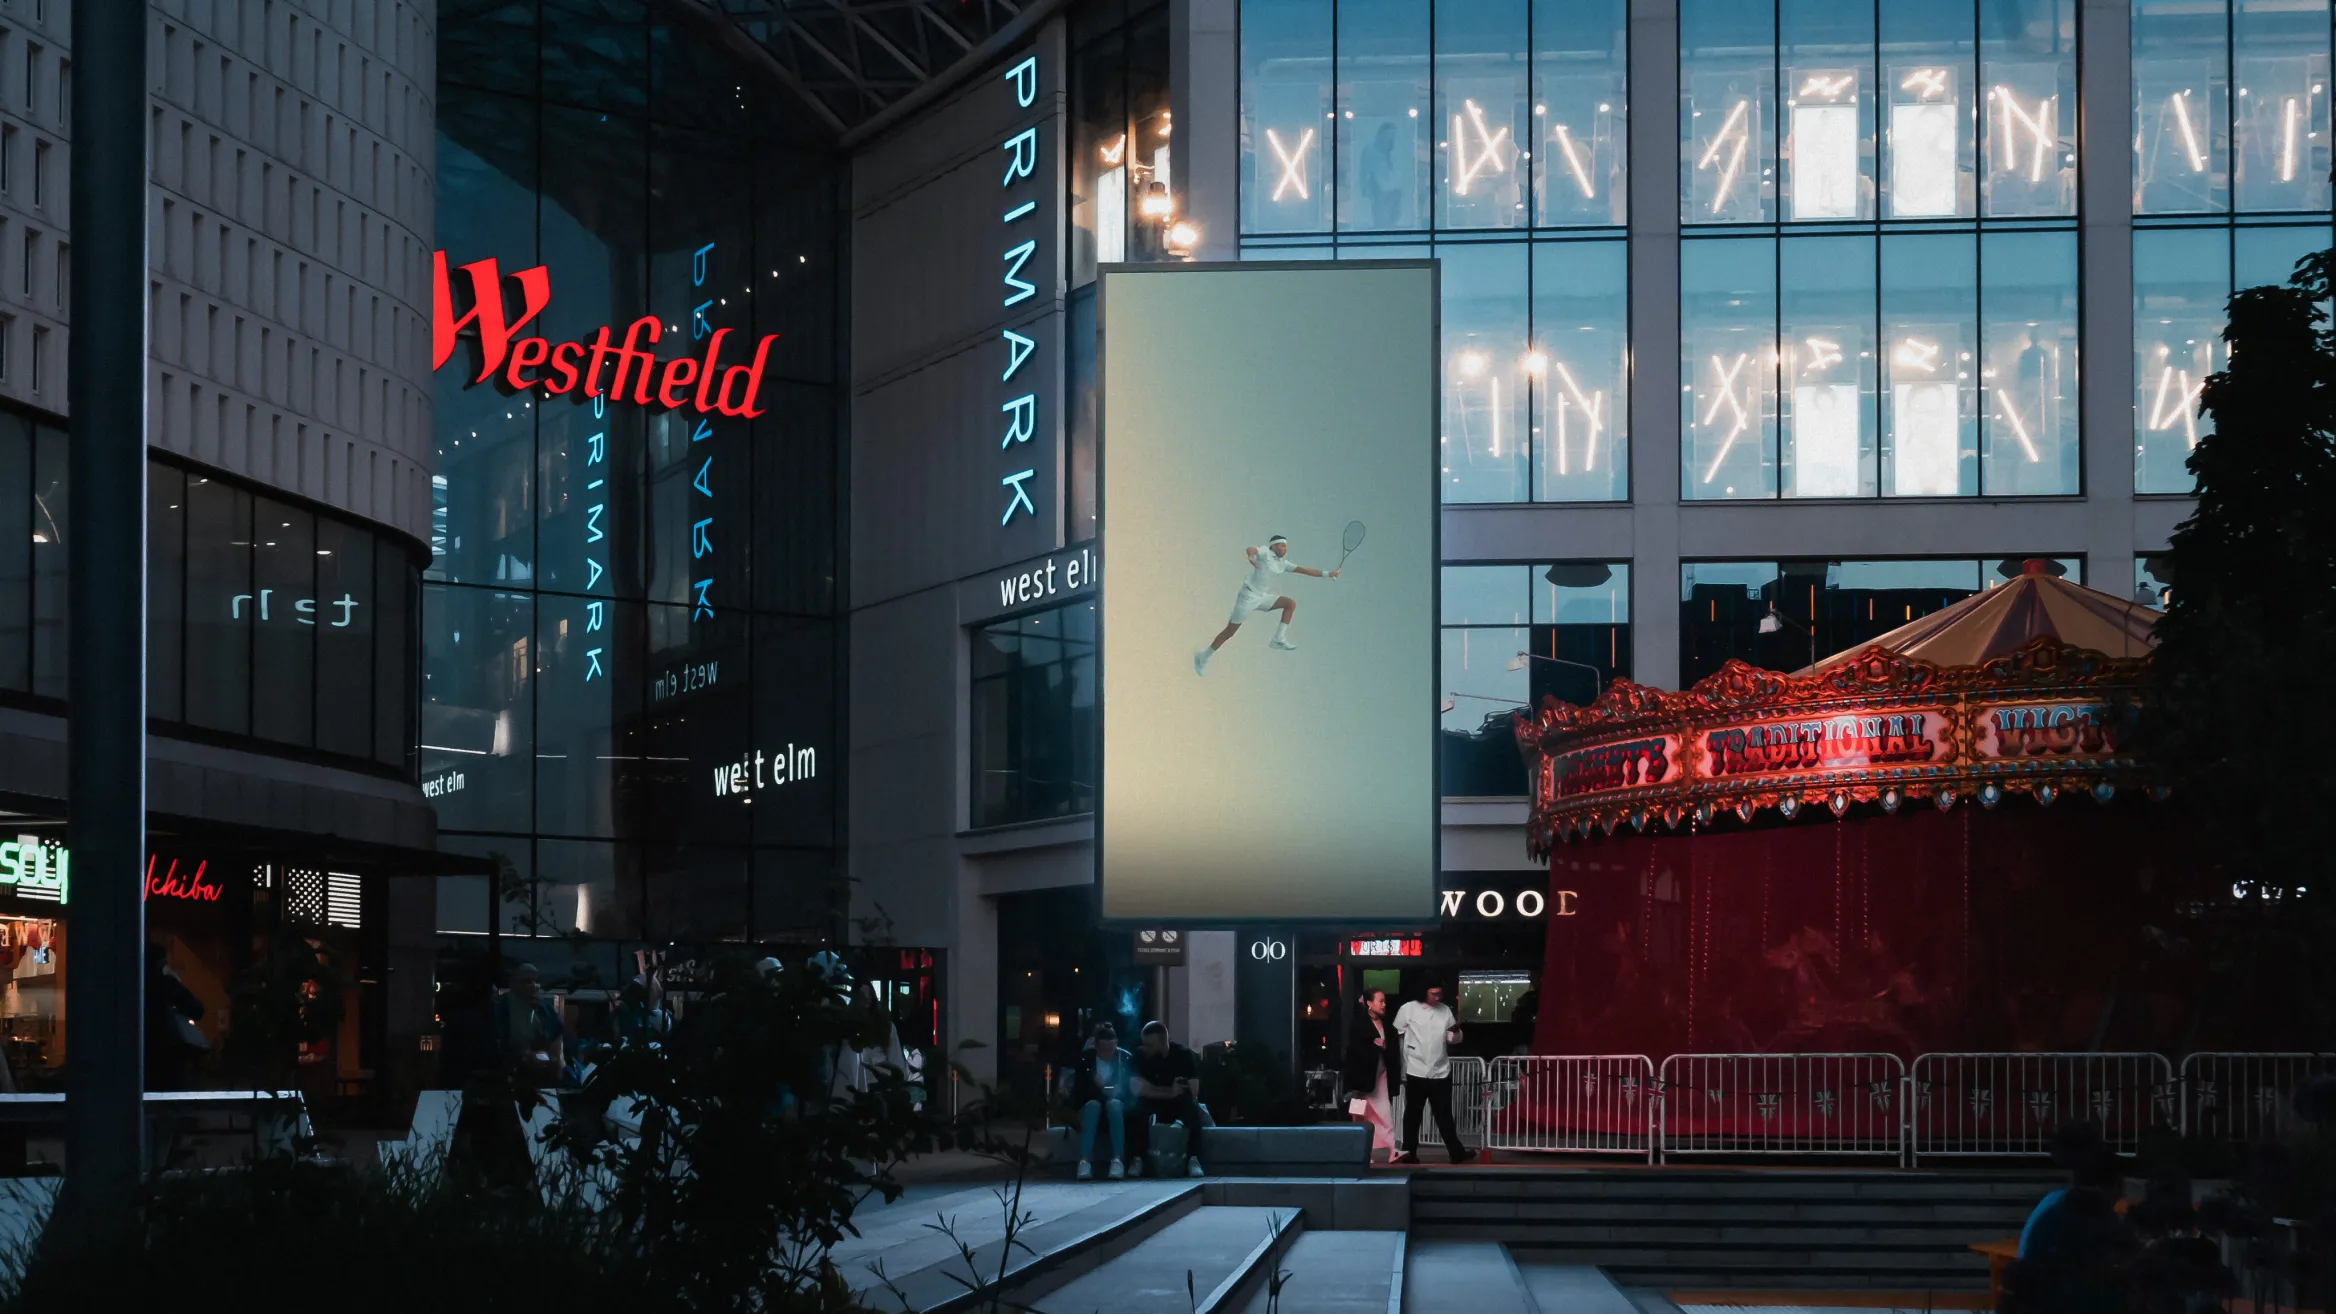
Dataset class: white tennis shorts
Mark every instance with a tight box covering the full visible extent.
[1228,586,1282,624]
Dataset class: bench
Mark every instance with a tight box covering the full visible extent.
[1038,1122,1367,1178]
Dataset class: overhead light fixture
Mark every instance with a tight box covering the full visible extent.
[1757,610,1783,635]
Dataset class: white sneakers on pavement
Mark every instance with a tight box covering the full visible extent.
[1186,1159,1205,1178]
[1107,1158,1126,1180]
[1076,1160,1093,1181]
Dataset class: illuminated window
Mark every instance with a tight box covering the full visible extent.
[2133,0,2330,217]
[1441,562,1632,796]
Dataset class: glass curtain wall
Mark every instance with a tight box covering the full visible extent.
[1678,555,2081,685]
[1068,0,1176,542]
[0,418,419,771]
[1680,0,2081,500]
[1441,562,1632,796]
[971,601,1098,829]
[1238,0,1631,503]
[2132,0,2334,493]
[429,2,844,988]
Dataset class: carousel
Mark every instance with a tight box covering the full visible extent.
[1512,561,2201,1060]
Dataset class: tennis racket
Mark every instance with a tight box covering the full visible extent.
[1334,520,1367,572]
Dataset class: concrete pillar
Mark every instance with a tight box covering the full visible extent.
[1629,0,1685,688]
[1172,0,1241,261]
[2079,0,2139,585]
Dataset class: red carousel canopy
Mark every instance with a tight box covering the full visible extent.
[1513,563,2162,856]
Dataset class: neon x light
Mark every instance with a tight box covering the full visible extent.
[1552,123,1595,198]
[1265,127,1315,201]
[1997,89,2054,183]
[2148,363,2206,447]
[1700,352,1754,483]
[1452,99,1512,196]
[1699,99,1752,214]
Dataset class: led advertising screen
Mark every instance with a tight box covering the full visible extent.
[1098,262,1439,922]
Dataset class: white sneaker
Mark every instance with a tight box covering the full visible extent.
[1107,1158,1126,1180]
[1186,1159,1205,1178]
[1269,634,1297,651]
[1127,1156,1144,1178]
[1193,646,1212,675]
[1076,1160,1093,1181]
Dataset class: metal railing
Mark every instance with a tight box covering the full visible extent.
[1395,1055,1488,1150]
[1483,1055,1657,1161]
[2181,1052,2336,1145]
[1907,1052,2176,1162]
[1657,1052,1907,1157]
[1372,1050,2325,1163]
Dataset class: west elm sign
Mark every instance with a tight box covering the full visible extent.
[960,543,1098,622]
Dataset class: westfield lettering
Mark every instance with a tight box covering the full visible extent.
[431,251,778,417]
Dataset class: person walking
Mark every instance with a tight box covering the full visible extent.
[1391,984,1475,1165]
[1064,1023,1134,1180]
[1129,1021,1207,1177]
[1342,988,1398,1164]
[144,943,208,1092]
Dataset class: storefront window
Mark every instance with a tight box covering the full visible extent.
[971,601,1098,829]
[1442,562,1632,796]
[1684,230,2077,499]
[1531,240,1629,502]
[1679,556,2081,685]
[2134,221,2329,493]
[1241,0,1627,237]
[1072,0,1175,287]
[2133,0,2331,216]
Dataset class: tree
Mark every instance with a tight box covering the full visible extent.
[2147,250,2336,1043]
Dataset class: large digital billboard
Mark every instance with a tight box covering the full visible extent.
[1098,263,1439,922]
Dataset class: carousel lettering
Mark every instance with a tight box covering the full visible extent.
[1705,712,1940,777]
[1552,737,1674,797]
[1985,703,2117,757]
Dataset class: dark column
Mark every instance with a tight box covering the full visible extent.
[62,0,152,1217]
[1233,926,1295,1081]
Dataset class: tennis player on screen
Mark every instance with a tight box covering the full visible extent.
[1194,535,1339,676]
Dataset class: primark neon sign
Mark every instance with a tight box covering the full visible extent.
[998,55,1043,529]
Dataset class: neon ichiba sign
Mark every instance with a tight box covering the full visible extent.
[431,251,779,417]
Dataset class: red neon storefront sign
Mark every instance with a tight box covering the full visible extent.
[431,251,779,417]
[144,856,223,903]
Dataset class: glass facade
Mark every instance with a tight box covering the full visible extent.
[1239,0,1632,504]
[971,601,1098,829]
[1679,0,2080,501]
[1441,562,1632,796]
[2129,0,2334,493]
[0,409,418,771]
[430,4,844,987]
[1678,556,2082,685]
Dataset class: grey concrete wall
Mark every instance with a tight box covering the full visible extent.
[8,0,438,545]
[849,22,1088,1080]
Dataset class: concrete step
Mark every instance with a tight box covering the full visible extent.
[1407,1171,2057,1202]
[1236,1230,1404,1314]
[1515,1263,1639,1314]
[1401,1239,1536,1314]
[1028,1204,1302,1313]
[1524,1253,1991,1292]
[1424,1221,2025,1247]
[837,1179,1202,1312]
[1413,1199,2034,1225]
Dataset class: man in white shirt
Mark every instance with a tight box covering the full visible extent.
[1391,984,1476,1164]
[1194,535,1339,675]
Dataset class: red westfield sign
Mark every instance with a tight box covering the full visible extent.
[431,251,779,417]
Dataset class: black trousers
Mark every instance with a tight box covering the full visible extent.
[1400,1074,1468,1160]
[1127,1093,1204,1165]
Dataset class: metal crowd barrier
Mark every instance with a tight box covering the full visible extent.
[1657,1052,1907,1158]
[1418,1050,2325,1163]
[1482,1055,1657,1161]
[1907,1052,2175,1163]
[2181,1052,2336,1145]
[1395,1055,1488,1150]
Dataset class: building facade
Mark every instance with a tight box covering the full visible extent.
[841,0,2332,1096]
[0,0,440,1092]
[421,0,855,1049]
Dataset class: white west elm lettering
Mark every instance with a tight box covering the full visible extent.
[711,743,819,798]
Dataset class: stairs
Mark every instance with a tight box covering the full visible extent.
[1409,1167,2055,1292]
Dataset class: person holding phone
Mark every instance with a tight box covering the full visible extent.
[1391,984,1476,1165]
[1130,1020,1208,1177]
